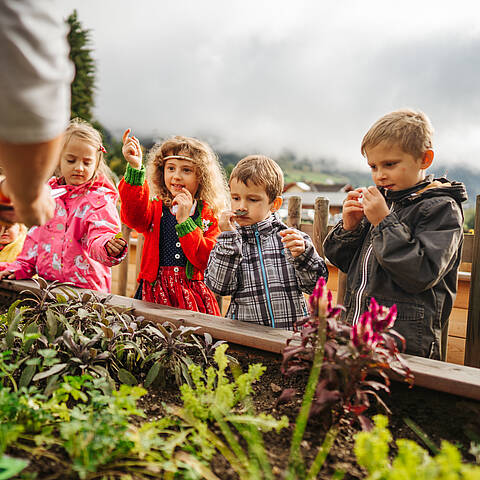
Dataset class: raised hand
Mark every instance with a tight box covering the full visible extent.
[361,186,390,226]
[121,129,142,169]
[342,189,365,231]
[279,228,306,258]
[172,188,194,224]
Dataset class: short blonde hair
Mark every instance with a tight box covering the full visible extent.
[146,136,228,216]
[361,109,434,159]
[57,118,114,183]
[230,155,284,202]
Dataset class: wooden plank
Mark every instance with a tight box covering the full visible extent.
[446,336,465,366]
[287,196,301,230]
[115,224,131,296]
[462,234,474,262]
[465,195,480,367]
[453,279,470,309]
[447,307,467,338]
[313,197,329,258]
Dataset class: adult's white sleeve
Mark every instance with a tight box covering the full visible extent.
[0,0,74,143]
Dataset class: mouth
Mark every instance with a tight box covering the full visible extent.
[380,184,394,190]
[171,184,184,190]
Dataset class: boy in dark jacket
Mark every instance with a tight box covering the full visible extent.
[324,109,467,360]
[205,155,328,330]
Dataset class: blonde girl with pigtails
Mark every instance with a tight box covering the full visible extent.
[119,129,228,314]
[0,118,127,291]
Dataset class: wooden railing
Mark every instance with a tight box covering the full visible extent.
[112,195,480,368]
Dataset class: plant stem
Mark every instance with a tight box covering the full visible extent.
[306,424,339,480]
[286,316,326,479]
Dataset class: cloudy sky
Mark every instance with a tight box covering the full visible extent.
[59,0,480,172]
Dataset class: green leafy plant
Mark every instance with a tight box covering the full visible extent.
[0,455,29,480]
[355,415,480,479]
[174,344,289,479]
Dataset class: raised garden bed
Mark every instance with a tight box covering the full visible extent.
[1,279,479,479]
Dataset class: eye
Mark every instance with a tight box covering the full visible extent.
[385,162,396,167]
[183,168,192,174]
[231,195,239,201]
[369,165,377,171]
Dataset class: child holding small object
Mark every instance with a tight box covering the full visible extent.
[324,109,467,360]
[119,129,228,314]
[0,119,127,292]
[205,155,329,330]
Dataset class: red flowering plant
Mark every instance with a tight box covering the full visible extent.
[281,277,413,432]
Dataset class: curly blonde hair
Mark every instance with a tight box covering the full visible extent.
[146,136,228,215]
[56,118,115,185]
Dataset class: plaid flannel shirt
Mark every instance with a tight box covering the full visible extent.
[205,214,328,330]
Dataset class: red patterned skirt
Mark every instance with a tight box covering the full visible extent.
[142,266,220,316]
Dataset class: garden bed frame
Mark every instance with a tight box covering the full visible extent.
[1,278,479,402]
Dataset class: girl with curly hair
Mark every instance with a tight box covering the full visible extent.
[119,129,228,314]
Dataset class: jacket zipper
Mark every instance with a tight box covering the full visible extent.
[254,228,275,328]
[352,242,373,324]
[352,204,394,324]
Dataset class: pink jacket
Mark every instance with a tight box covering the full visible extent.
[0,176,126,292]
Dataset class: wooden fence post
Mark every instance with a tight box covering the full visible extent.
[287,196,301,229]
[117,224,131,297]
[313,197,329,258]
[465,195,480,367]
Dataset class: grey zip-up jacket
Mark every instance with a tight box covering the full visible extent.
[323,176,467,360]
[205,214,328,330]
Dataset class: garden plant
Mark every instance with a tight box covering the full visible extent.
[0,277,479,479]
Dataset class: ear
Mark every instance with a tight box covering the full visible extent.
[421,150,434,169]
[271,196,283,212]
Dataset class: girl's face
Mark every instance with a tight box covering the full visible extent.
[164,158,200,198]
[0,223,20,245]
[60,136,98,186]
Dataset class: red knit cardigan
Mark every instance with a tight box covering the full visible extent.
[119,178,220,283]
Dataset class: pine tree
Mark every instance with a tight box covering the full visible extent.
[67,10,95,122]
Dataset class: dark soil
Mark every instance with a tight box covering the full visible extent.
[138,344,480,479]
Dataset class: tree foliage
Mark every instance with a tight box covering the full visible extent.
[67,10,95,123]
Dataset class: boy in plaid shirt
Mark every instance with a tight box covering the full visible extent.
[205,155,328,330]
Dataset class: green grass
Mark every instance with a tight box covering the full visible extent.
[284,169,349,184]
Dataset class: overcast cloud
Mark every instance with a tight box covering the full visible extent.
[59,0,480,171]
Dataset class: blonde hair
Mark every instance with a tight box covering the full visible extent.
[230,155,284,202]
[57,118,114,184]
[361,109,434,159]
[146,136,228,215]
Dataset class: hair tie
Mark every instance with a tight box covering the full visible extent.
[163,155,193,161]
[99,145,107,154]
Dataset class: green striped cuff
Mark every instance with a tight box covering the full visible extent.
[175,217,198,237]
[124,163,146,186]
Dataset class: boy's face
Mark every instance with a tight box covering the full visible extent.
[229,178,282,226]
[365,142,433,192]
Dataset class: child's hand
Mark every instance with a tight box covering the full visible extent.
[0,269,15,280]
[105,236,127,258]
[172,188,194,224]
[342,189,365,231]
[279,228,305,258]
[361,186,390,226]
[122,129,142,169]
[218,210,236,232]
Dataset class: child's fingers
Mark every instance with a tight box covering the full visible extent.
[122,128,131,144]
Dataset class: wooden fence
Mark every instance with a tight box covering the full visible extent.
[112,195,480,368]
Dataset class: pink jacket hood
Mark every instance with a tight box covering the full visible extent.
[0,175,126,292]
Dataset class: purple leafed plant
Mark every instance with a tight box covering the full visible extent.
[281,277,413,431]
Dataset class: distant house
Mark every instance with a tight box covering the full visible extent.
[282,182,353,224]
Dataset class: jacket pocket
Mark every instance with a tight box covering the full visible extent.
[372,297,425,356]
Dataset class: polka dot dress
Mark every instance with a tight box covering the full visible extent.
[142,205,220,316]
